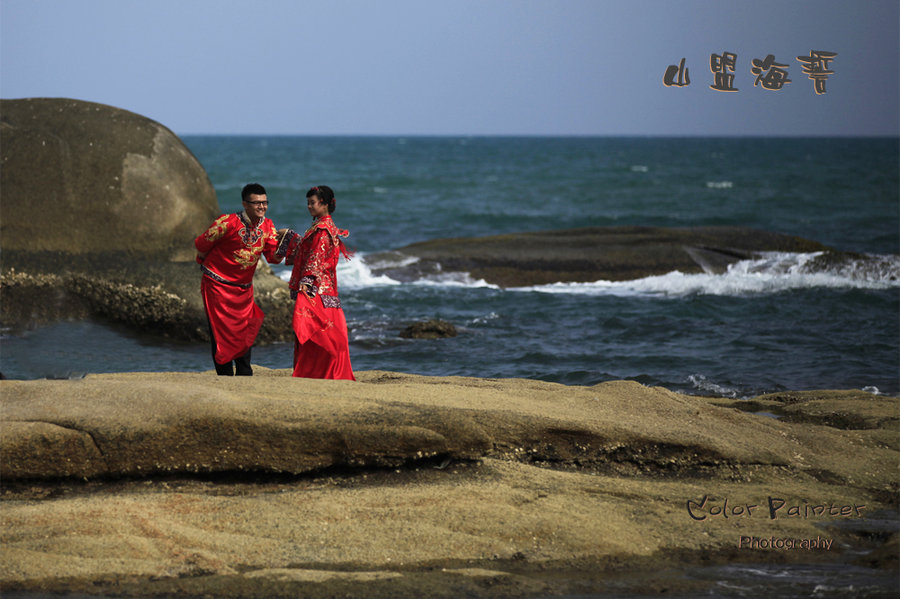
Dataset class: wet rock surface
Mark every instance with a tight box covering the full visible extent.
[0,255,292,343]
[712,389,900,432]
[1,370,896,597]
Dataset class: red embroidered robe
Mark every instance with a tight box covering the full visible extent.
[194,212,279,364]
[278,215,354,380]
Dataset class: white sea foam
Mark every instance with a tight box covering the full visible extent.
[405,272,498,288]
[470,312,501,325]
[706,180,733,189]
[285,251,899,297]
[363,252,421,270]
[277,254,401,288]
[688,374,740,398]
[278,253,498,290]
[338,256,406,288]
[515,252,900,297]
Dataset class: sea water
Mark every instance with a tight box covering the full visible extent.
[2,136,898,397]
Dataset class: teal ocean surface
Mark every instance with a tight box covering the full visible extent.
[4,136,899,397]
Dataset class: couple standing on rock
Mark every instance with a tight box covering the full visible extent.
[194,183,355,380]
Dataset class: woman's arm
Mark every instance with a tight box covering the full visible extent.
[296,229,332,297]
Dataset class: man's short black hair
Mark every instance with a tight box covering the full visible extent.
[241,183,267,201]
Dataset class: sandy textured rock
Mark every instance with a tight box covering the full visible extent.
[3,369,896,487]
[0,421,106,479]
[1,370,897,597]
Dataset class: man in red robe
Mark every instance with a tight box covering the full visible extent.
[194,183,280,375]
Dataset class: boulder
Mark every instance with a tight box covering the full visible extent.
[400,319,458,339]
[0,98,291,342]
[0,97,217,259]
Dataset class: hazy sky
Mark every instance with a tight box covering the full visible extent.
[1,0,897,136]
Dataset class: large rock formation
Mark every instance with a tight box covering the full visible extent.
[368,226,836,287]
[0,97,217,258]
[0,98,291,342]
[0,370,897,597]
[2,370,896,483]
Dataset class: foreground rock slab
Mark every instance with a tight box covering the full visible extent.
[1,370,897,597]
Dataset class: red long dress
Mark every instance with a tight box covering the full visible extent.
[278,215,355,380]
[194,212,280,365]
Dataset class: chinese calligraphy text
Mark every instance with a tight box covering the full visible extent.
[664,50,837,94]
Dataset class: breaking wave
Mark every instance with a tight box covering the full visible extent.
[521,252,900,297]
[278,252,498,289]
[280,251,899,298]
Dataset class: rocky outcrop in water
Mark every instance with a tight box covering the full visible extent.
[400,319,458,339]
[0,98,291,342]
[368,226,834,287]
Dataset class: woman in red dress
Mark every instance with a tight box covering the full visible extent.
[276,186,355,380]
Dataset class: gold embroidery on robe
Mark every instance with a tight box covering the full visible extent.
[234,248,261,270]
[205,215,229,242]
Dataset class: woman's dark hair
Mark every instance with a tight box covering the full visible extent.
[307,185,336,214]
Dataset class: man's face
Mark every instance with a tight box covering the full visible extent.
[243,193,268,222]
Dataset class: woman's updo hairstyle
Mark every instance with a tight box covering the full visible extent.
[307,185,336,214]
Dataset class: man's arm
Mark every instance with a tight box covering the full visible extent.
[194,215,229,264]
[263,224,284,264]
[275,228,301,265]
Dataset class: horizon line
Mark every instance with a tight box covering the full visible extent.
[175,132,900,139]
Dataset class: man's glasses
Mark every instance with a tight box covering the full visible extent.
[244,201,268,206]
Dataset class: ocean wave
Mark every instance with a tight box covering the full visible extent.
[687,374,741,398]
[278,252,498,289]
[516,252,900,297]
[283,251,899,297]
[276,256,399,288]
